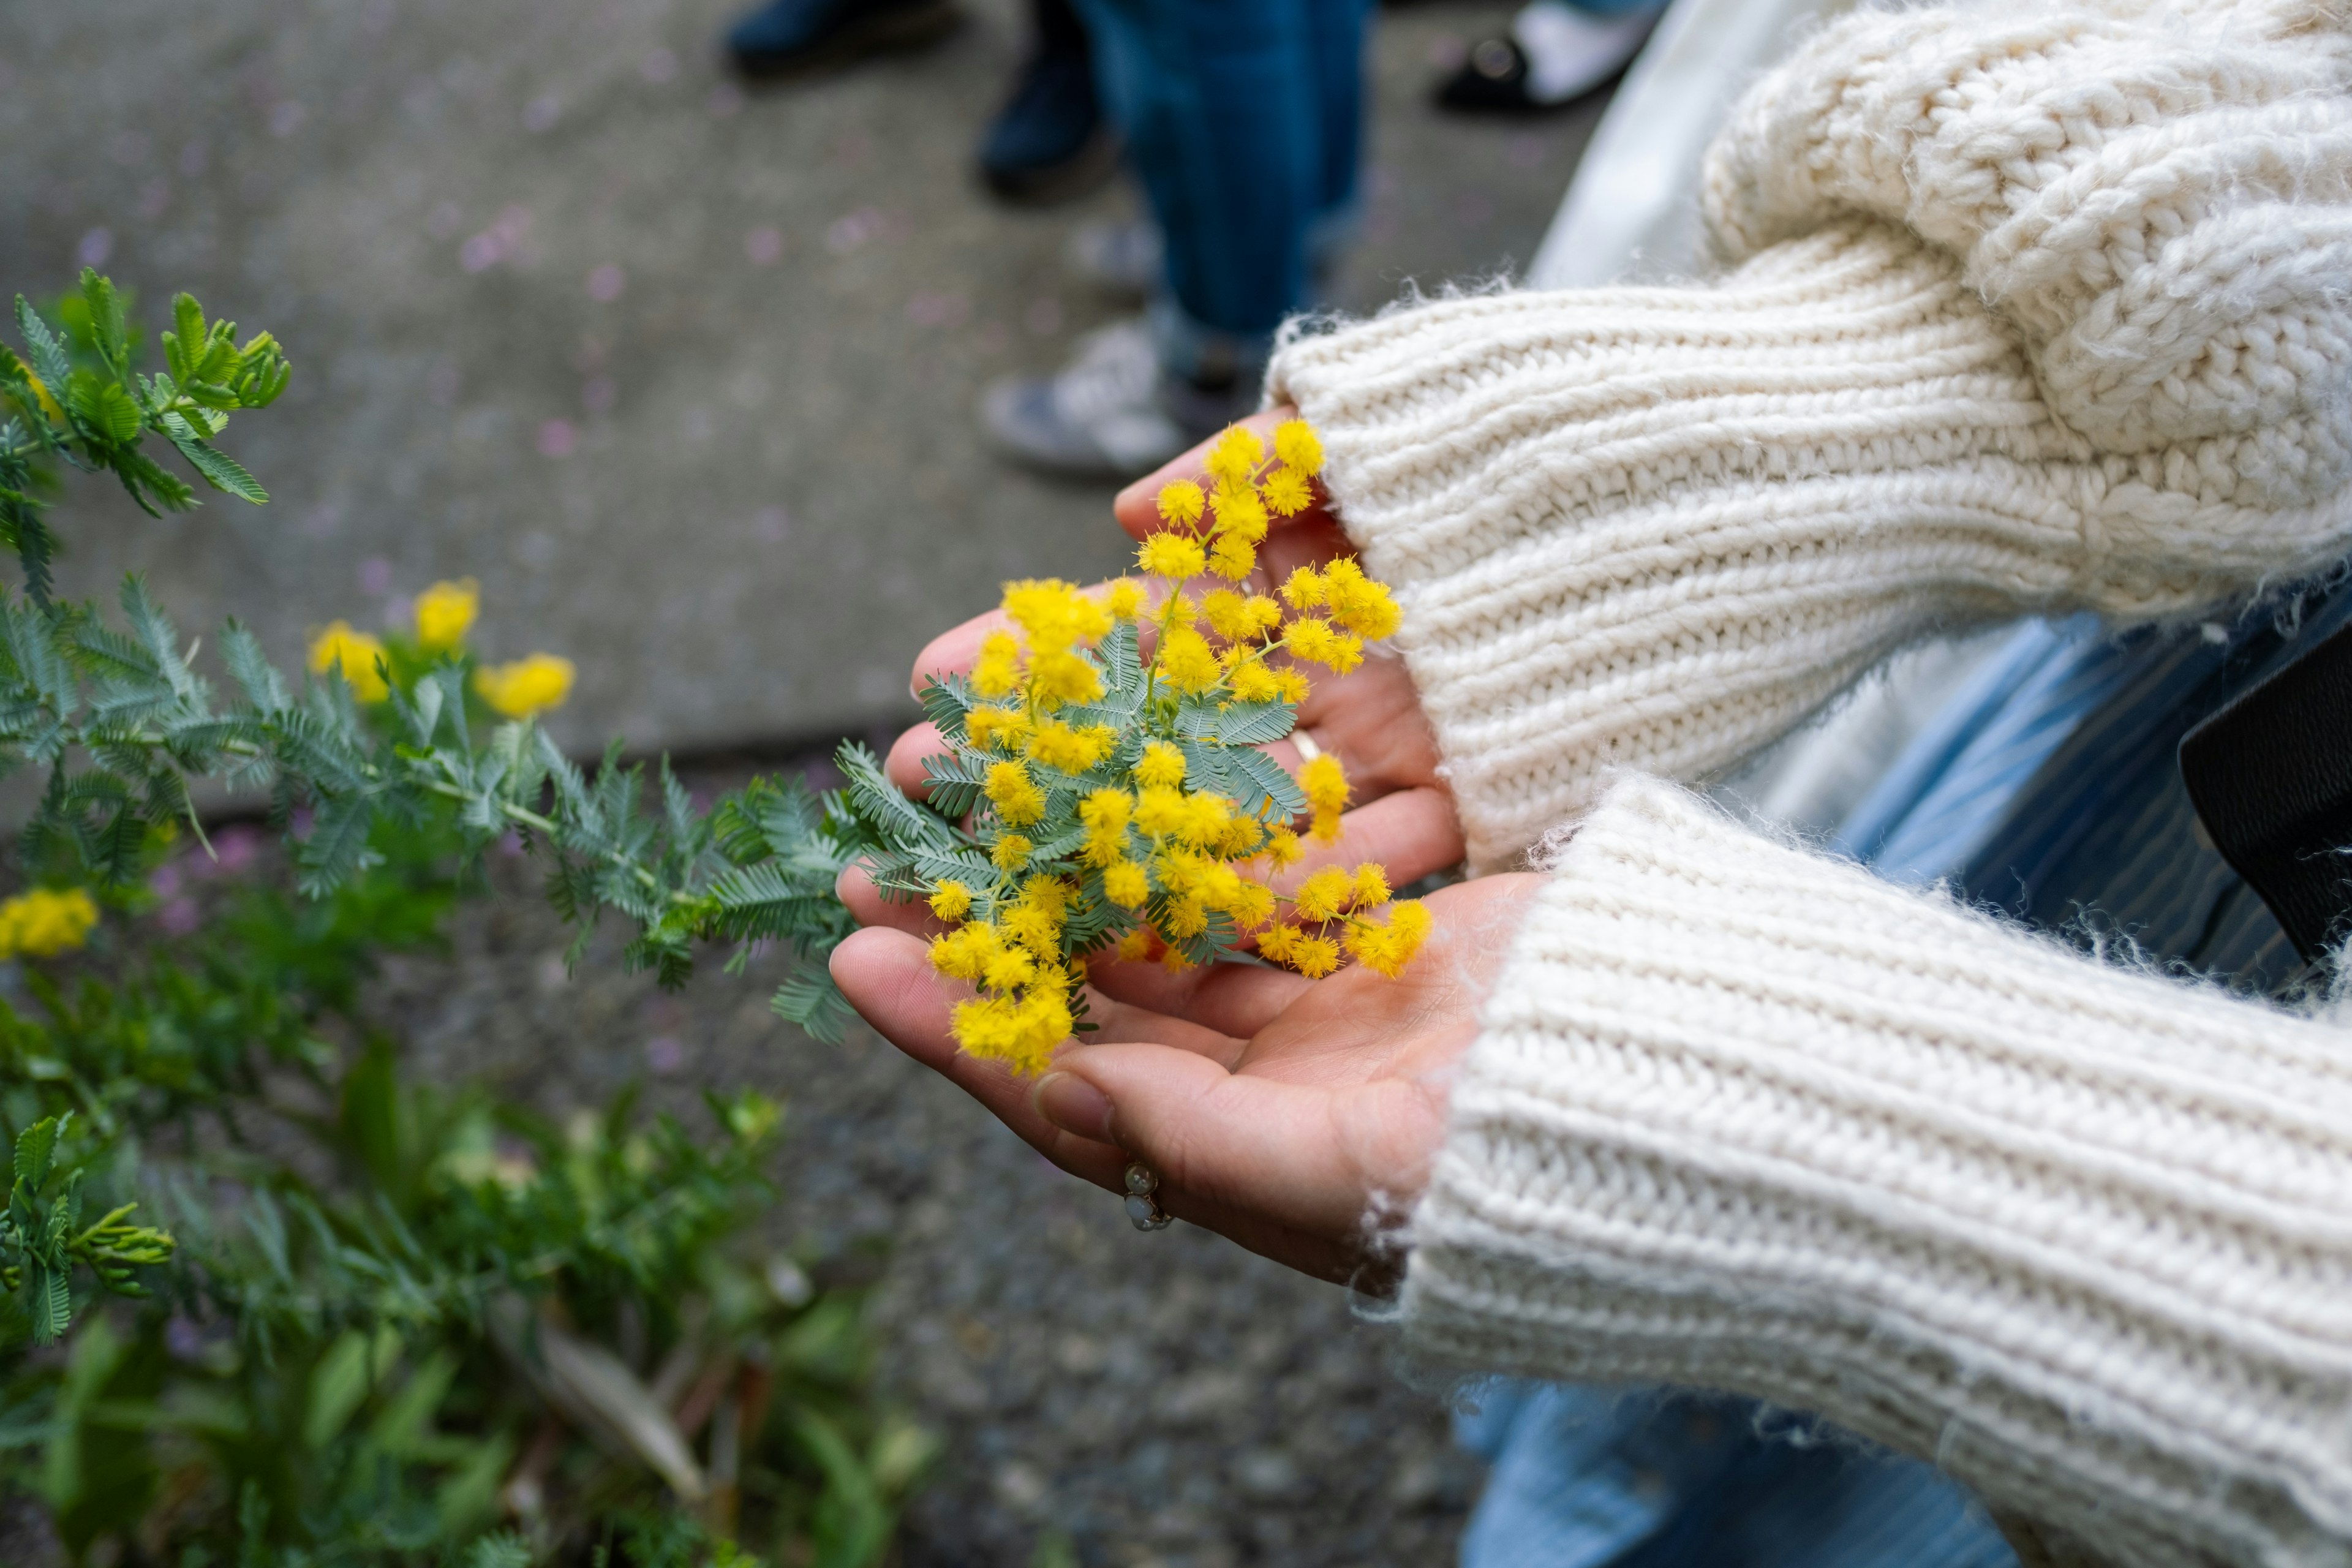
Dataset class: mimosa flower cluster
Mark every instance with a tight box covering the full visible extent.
[307,577,576,718]
[904,420,1432,1074]
[0,886,99,960]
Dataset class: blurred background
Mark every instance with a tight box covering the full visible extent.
[1,1,1615,1561]
[5,0,1601,758]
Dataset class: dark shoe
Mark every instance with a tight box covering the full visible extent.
[978,45,1118,204]
[725,0,960,79]
[1436,36,1540,113]
[1436,4,1660,115]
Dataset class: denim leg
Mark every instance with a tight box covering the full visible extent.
[1071,0,1368,372]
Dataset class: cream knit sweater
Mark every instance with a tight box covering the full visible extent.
[1261,0,2352,1562]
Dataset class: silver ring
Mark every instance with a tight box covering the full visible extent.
[1123,1162,1172,1231]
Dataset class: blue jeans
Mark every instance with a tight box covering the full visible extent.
[1069,0,1370,378]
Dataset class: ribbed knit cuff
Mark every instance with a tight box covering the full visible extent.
[1407,774,2352,1566]
[1267,221,2085,871]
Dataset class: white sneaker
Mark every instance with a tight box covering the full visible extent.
[1513,0,1664,105]
[979,318,1250,480]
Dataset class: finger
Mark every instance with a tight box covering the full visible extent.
[1273,788,1464,894]
[829,927,1128,1188]
[885,722,946,800]
[1030,1061,1382,1284]
[835,861,940,938]
[910,610,1012,690]
[1113,405,1333,543]
[1085,957,1312,1046]
[1043,1042,1446,1241]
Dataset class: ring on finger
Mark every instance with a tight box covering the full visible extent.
[1123,1162,1172,1231]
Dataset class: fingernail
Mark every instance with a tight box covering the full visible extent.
[1033,1071,1114,1144]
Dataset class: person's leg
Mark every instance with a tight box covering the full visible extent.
[981,0,1371,477]
[1080,0,1328,371]
[978,0,1121,203]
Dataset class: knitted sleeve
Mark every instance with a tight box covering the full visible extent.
[1264,0,2352,873]
[1408,774,2352,1568]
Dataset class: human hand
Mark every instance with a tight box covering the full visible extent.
[830,406,1522,1285]
[832,864,1538,1284]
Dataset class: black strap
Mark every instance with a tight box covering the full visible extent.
[2180,614,2352,963]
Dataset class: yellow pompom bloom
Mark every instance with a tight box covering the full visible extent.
[1115,928,1153,962]
[1156,627,1222,694]
[950,989,1072,1076]
[1164,895,1210,939]
[928,880,973,922]
[1274,418,1324,475]
[1136,742,1187,789]
[0,887,99,960]
[1106,579,1148,620]
[1212,483,1268,541]
[413,578,478,652]
[1003,578,1110,654]
[1322,558,1403,641]
[308,621,391,703]
[1256,922,1298,963]
[1292,866,1356,923]
[1286,617,1363,675]
[964,704,1031,752]
[1131,785,1192,840]
[1177,791,1232,847]
[973,631,1024,698]
[1156,480,1207,527]
[1201,589,1255,641]
[1287,933,1341,978]
[1273,666,1312,704]
[984,760,1047,826]
[1207,534,1256,582]
[1137,532,1207,579]
[1227,661,1284,703]
[1027,720,1115,773]
[929,921,1000,981]
[1345,899,1433,978]
[1026,649,1103,706]
[1204,424,1265,486]
[1261,825,1304,868]
[1215,813,1265,859]
[1079,788,1133,835]
[1261,467,1314,517]
[1278,565,1327,610]
[1310,809,1343,843]
[1103,860,1150,908]
[1297,753,1349,816]
[1226,878,1276,930]
[1163,592,1199,627]
[1001,902,1064,957]
[983,946,1039,991]
[475,654,575,718]
[1352,862,1392,908]
[991,834,1033,871]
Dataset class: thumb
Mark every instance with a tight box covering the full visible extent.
[1035,1044,1438,1241]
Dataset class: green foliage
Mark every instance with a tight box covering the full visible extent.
[0,835,926,1564]
[0,273,933,1561]
[1,1116,173,1345]
[0,278,872,1060]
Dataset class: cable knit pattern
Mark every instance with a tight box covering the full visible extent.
[1411,775,2352,1567]
[1263,0,2352,873]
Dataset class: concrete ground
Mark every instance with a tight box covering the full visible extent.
[4,0,1603,760]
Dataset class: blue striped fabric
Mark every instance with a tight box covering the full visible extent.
[1455,578,2352,1568]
